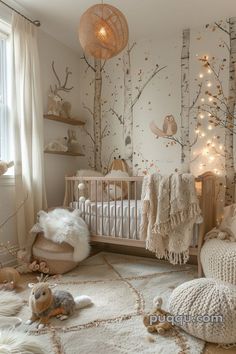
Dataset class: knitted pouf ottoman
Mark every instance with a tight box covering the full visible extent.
[169,278,236,344]
[200,239,236,285]
[32,233,78,274]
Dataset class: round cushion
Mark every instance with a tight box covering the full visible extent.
[200,239,236,285]
[32,233,78,274]
[169,278,236,344]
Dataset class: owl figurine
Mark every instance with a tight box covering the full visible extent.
[150,115,177,138]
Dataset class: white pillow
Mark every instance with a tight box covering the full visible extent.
[105,170,129,200]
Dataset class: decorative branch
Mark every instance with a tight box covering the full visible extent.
[0,193,28,231]
[82,103,94,117]
[51,61,74,94]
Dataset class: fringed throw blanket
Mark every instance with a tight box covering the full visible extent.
[140,173,202,264]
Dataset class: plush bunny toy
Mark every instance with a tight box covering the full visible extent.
[26,281,92,329]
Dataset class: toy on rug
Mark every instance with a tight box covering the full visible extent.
[28,260,50,274]
[0,267,21,290]
[143,297,174,334]
[0,161,14,176]
[26,277,92,329]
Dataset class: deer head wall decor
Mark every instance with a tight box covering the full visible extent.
[47,61,73,118]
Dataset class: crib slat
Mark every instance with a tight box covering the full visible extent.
[108,181,111,236]
[101,180,104,235]
[121,181,124,238]
[95,180,98,235]
[115,181,117,237]
[128,181,130,239]
[135,181,138,240]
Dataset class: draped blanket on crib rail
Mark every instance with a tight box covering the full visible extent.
[140,173,202,265]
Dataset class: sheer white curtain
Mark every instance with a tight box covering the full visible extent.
[11,13,47,250]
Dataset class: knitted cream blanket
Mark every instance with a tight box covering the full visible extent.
[140,173,202,264]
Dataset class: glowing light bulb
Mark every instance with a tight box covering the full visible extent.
[207,82,212,87]
[201,98,205,102]
[201,132,206,137]
[219,145,223,150]
[207,69,212,74]
[97,26,108,41]
[208,97,213,102]
[211,143,215,147]
[199,73,204,78]
[208,125,213,130]
[208,113,212,117]
[200,114,204,119]
[195,129,200,134]
[209,156,215,161]
[207,139,212,144]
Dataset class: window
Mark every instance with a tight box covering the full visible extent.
[0,21,10,162]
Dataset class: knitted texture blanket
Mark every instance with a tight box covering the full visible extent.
[140,173,202,264]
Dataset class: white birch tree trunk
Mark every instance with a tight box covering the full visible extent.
[225,18,236,205]
[123,46,133,170]
[93,59,102,172]
[180,29,191,173]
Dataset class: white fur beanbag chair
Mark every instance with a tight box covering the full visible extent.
[169,278,236,344]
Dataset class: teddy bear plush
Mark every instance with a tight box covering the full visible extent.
[0,161,14,176]
[143,297,174,334]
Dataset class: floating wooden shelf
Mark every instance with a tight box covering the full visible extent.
[44,150,85,157]
[44,114,85,126]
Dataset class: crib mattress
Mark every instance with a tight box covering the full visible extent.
[70,200,141,239]
[70,200,199,246]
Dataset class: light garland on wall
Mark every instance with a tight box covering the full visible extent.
[192,54,224,176]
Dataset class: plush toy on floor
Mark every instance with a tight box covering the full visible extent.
[143,297,174,334]
[26,280,92,329]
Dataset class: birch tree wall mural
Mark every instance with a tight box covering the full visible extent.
[80,15,236,205]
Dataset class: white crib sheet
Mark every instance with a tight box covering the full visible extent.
[70,200,199,246]
[70,200,142,239]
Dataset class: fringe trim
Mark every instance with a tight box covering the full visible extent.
[146,240,190,265]
[153,203,201,235]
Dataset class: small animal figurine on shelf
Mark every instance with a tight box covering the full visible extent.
[0,267,21,290]
[47,61,73,118]
[67,129,80,153]
[44,136,68,152]
[26,278,92,329]
[143,297,174,335]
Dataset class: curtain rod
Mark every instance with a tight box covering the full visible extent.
[0,0,41,27]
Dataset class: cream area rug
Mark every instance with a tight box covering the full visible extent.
[15,252,205,354]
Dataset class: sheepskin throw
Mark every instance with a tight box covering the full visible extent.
[0,291,23,316]
[140,173,202,264]
[30,209,90,262]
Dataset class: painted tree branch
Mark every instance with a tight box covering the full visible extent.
[81,54,96,72]
[214,22,230,35]
[109,108,123,125]
[131,65,167,109]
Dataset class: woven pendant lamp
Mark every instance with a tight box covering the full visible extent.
[79,3,129,60]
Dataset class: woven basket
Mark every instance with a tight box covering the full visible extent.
[32,233,78,275]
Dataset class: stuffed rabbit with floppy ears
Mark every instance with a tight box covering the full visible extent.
[26,281,92,329]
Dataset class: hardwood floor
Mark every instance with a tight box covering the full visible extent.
[204,343,235,353]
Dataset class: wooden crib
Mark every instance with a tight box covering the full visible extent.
[63,172,217,276]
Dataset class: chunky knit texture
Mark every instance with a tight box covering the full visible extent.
[169,278,236,344]
[200,239,236,285]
